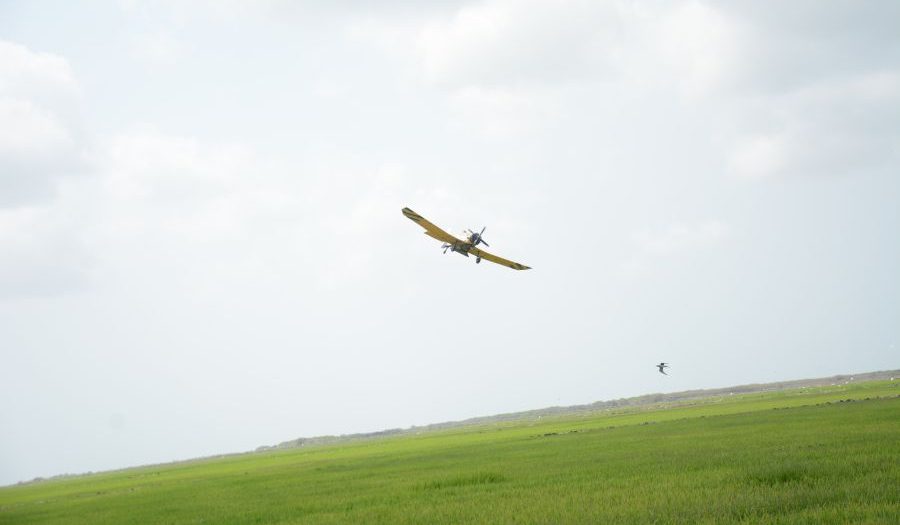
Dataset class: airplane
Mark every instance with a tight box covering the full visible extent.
[657,362,669,375]
[402,207,531,270]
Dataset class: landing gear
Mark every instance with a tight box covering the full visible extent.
[476,257,482,264]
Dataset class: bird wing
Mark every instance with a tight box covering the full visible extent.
[402,208,462,245]
[468,246,531,271]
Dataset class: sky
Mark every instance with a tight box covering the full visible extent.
[1,0,898,485]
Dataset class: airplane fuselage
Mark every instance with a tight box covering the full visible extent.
[445,237,484,262]
[448,241,473,256]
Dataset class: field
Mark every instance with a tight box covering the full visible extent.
[2,380,898,524]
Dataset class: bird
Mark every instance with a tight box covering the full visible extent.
[657,362,669,375]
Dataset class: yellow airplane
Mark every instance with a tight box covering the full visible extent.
[402,207,531,270]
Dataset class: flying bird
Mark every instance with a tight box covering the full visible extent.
[657,362,669,375]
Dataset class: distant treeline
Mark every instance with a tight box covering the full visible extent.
[257,369,899,452]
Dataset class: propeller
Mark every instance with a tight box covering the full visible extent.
[469,226,489,247]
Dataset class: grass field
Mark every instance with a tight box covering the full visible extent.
[2,380,898,524]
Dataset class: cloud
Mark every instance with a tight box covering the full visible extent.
[727,71,900,179]
[718,1,900,94]
[89,129,306,273]
[633,220,730,257]
[0,125,300,299]
[638,1,740,96]
[350,0,632,89]
[0,107,424,300]
[0,40,91,298]
[448,85,562,138]
[87,129,425,297]
[0,40,86,206]
[414,0,627,88]
[620,220,731,278]
[0,98,79,205]
[130,32,186,65]
[352,0,745,93]
[116,0,267,22]
[703,3,900,179]
[349,1,742,138]
[350,1,900,176]
[0,40,79,96]
[0,206,92,298]
[346,1,640,137]
[102,131,251,205]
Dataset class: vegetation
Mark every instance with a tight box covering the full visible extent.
[2,380,898,524]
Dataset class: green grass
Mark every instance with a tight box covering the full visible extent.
[2,380,898,524]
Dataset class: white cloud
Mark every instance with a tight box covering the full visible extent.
[448,85,561,138]
[644,1,740,96]
[87,130,424,296]
[352,0,746,95]
[633,220,730,257]
[352,0,630,89]
[728,133,788,179]
[0,40,90,297]
[0,106,424,299]
[131,32,185,65]
[116,0,270,23]
[717,2,900,95]
[0,206,91,298]
[87,130,308,274]
[0,40,86,206]
[349,1,742,137]
[352,1,899,175]
[0,40,79,97]
[728,71,900,179]
[416,0,627,88]
[346,0,638,137]
[103,131,251,204]
[620,220,731,278]
[0,98,73,156]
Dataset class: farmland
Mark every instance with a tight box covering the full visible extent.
[2,379,898,524]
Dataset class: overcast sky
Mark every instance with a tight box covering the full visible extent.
[1,0,898,485]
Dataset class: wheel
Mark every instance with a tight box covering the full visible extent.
[476,257,481,264]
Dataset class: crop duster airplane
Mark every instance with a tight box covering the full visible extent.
[402,207,531,270]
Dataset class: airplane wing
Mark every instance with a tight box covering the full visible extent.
[402,207,461,244]
[469,246,531,270]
